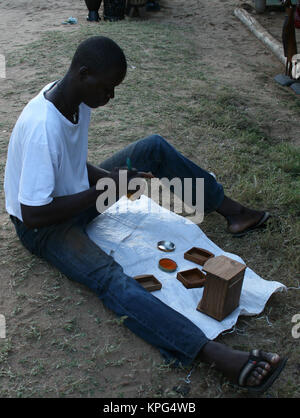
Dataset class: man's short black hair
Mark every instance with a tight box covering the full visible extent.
[70,36,127,76]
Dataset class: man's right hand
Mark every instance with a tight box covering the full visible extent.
[107,166,154,199]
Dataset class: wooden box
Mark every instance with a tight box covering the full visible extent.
[184,247,214,266]
[177,268,206,289]
[197,255,246,321]
[133,274,162,292]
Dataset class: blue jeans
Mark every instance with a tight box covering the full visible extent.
[10,135,224,366]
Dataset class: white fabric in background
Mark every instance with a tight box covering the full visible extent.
[86,195,285,340]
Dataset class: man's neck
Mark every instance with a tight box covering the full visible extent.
[44,76,80,124]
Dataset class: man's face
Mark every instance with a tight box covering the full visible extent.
[79,66,126,108]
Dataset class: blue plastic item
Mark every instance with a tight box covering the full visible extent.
[62,17,78,25]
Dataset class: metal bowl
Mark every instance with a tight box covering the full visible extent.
[157,240,175,252]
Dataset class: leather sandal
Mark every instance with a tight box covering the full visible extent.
[238,349,288,394]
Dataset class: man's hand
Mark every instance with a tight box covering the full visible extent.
[107,166,155,199]
[87,162,154,187]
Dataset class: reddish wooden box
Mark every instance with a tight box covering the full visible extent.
[177,268,206,289]
[197,255,246,321]
[133,274,162,292]
[184,247,214,266]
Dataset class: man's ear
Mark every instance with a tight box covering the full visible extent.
[78,65,90,80]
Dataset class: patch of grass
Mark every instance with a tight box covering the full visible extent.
[24,323,42,341]
[0,339,12,364]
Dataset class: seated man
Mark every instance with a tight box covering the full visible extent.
[4,36,286,394]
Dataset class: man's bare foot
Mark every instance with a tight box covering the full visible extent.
[198,341,282,390]
[216,196,269,236]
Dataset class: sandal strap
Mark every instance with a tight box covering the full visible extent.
[238,349,261,387]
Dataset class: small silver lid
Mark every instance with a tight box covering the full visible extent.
[157,240,176,252]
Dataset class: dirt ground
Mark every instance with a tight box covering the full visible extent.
[0,0,299,400]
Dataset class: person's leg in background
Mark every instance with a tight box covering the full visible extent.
[85,0,102,21]
[103,0,127,22]
[146,1,160,11]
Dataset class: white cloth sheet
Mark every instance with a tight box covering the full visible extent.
[86,196,285,340]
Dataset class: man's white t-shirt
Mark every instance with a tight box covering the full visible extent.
[4,82,91,221]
